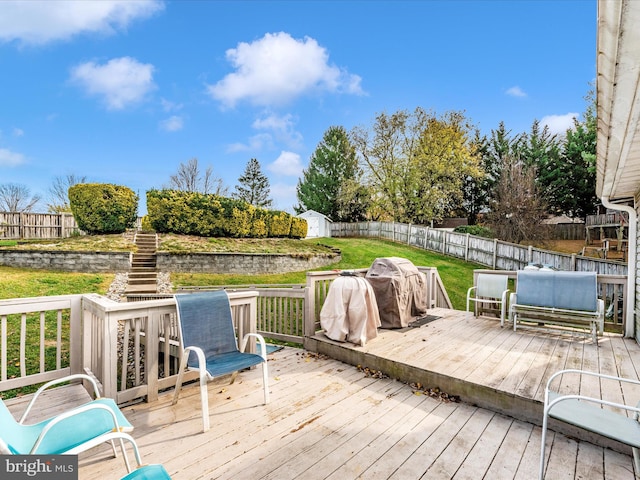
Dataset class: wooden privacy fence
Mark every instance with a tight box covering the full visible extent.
[0,212,80,239]
[331,221,628,276]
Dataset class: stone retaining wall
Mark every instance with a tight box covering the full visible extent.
[156,251,340,274]
[0,250,131,272]
[0,250,340,274]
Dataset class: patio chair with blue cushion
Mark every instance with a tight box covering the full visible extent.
[173,290,269,432]
[539,369,640,479]
[466,273,510,326]
[0,373,137,472]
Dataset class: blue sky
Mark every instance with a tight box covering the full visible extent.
[0,0,596,214]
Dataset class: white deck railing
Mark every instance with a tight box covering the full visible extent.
[0,266,452,404]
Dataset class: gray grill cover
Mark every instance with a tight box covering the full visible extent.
[365,257,428,328]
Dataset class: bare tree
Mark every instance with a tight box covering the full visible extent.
[47,174,87,213]
[166,158,228,195]
[484,155,549,244]
[0,183,41,212]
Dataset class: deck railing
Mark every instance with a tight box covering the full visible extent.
[0,294,83,391]
[0,266,452,404]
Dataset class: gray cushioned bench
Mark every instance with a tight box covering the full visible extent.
[508,270,604,344]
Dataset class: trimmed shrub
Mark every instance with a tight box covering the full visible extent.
[69,183,138,234]
[268,211,292,237]
[147,189,303,239]
[146,189,225,236]
[140,215,154,232]
[250,208,269,238]
[290,217,308,239]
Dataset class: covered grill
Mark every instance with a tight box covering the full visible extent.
[319,272,381,346]
[365,257,428,328]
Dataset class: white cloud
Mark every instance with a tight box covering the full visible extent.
[159,115,184,132]
[253,112,303,148]
[12,127,24,137]
[208,32,364,108]
[506,86,527,98]
[227,133,274,153]
[267,151,303,177]
[0,148,25,166]
[269,182,298,212]
[70,57,156,110]
[160,98,183,112]
[0,0,164,46]
[541,113,579,136]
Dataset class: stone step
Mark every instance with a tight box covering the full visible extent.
[129,278,157,286]
[130,267,157,273]
[132,253,156,261]
[124,283,158,294]
[131,260,155,266]
[129,233,158,294]
[129,271,157,278]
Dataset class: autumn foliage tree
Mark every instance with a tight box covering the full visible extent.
[352,107,481,224]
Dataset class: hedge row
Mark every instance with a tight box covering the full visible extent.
[146,189,307,239]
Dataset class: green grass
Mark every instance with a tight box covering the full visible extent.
[172,237,480,310]
[0,266,113,300]
[0,267,114,399]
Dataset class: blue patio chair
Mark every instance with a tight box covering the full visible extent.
[540,369,640,479]
[466,273,510,326]
[0,373,136,472]
[173,290,269,432]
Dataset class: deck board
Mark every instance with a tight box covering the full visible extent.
[6,308,639,479]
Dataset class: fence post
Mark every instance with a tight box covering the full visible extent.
[493,239,498,269]
[528,245,533,264]
[408,223,412,245]
[304,276,316,338]
[570,253,576,271]
[465,233,470,262]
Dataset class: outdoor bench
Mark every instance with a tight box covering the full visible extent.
[508,270,604,344]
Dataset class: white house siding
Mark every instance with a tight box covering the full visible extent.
[636,198,640,343]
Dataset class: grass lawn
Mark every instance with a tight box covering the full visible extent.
[171,237,480,310]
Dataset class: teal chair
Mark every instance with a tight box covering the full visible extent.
[121,464,172,480]
[173,290,269,432]
[1,373,136,472]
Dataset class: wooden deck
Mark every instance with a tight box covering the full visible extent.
[6,308,640,479]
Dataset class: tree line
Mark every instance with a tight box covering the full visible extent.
[1,86,596,244]
[0,157,273,214]
[296,89,597,243]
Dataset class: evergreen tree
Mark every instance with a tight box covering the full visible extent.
[462,122,515,224]
[233,158,272,208]
[518,119,561,212]
[542,88,598,220]
[295,126,359,221]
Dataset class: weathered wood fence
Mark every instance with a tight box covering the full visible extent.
[331,221,628,276]
[0,212,80,239]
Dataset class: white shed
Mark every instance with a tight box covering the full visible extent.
[298,210,332,238]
